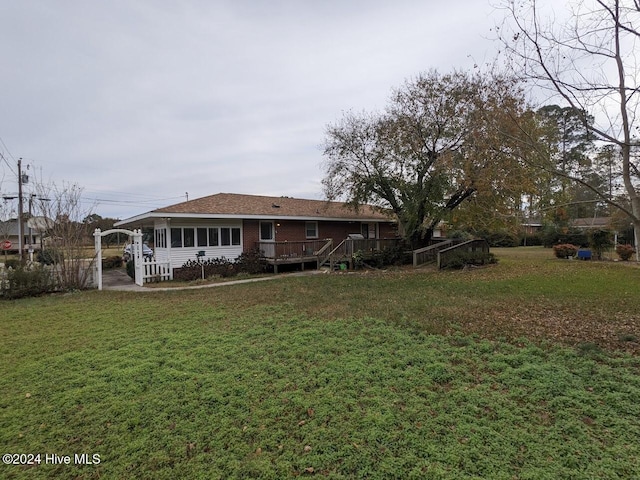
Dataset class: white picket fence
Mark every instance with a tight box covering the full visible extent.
[141,258,172,283]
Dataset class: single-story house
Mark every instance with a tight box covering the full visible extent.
[0,218,45,253]
[571,217,612,230]
[0,219,20,251]
[115,193,399,273]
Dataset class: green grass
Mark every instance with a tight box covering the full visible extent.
[1,247,639,478]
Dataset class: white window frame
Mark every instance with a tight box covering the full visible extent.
[305,221,318,239]
[260,221,274,241]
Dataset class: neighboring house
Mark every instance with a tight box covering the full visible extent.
[115,193,399,273]
[521,217,612,234]
[0,219,19,247]
[0,218,41,253]
[521,218,543,236]
[571,217,612,230]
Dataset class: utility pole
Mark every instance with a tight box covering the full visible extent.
[17,158,24,261]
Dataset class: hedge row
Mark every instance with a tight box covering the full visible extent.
[1,265,57,300]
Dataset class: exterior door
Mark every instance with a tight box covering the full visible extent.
[260,221,275,257]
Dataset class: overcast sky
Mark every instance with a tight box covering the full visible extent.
[1,0,505,220]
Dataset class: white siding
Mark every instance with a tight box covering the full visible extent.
[153,219,243,271]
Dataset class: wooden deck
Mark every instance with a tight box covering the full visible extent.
[265,254,323,273]
[256,239,333,273]
[256,238,404,273]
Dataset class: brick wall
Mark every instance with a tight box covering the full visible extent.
[243,220,260,248]
[243,219,399,251]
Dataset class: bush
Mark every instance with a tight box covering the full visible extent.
[485,231,520,248]
[441,251,497,269]
[37,248,64,265]
[380,244,412,266]
[351,244,411,269]
[541,227,588,248]
[1,264,56,300]
[521,233,543,246]
[174,257,238,282]
[588,229,613,260]
[616,244,636,261]
[235,248,267,274]
[4,258,21,270]
[467,229,519,247]
[553,244,578,259]
[102,256,123,269]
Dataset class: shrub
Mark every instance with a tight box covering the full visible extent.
[588,229,613,260]
[446,230,473,241]
[352,243,411,269]
[102,255,123,269]
[615,244,636,261]
[1,264,56,300]
[553,243,578,259]
[485,231,520,248]
[441,251,497,269]
[521,232,543,246]
[205,257,237,278]
[380,244,412,266]
[174,257,238,282]
[235,248,267,274]
[541,227,589,248]
[37,248,64,265]
[468,229,518,247]
[4,259,21,270]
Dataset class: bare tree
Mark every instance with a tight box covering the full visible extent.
[499,0,640,258]
[34,182,96,290]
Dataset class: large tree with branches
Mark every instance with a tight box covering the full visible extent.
[322,70,535,248]
[499,0,640,257]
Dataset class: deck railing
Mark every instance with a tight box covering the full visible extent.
[315,239,334,266]
[330,238,402,259]
[325,238,404,269]
[412,239,454,266]
[255,239,333,260]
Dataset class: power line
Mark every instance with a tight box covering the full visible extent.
[0,151,17,176]
[0,136,17,173]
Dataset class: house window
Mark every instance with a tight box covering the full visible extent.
[305,221,318,239]
[220,227,241,246]
[183,228,195,248]
[208,228,219,246]
[155,228,167,248]
[260,221,274,241]
[169,226,239,248]
[197,228,208,247]
[171,228,182,247]
[221,228,230,246]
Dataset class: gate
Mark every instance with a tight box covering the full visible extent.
[94,228,144,290]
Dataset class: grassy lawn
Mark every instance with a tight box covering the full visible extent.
[1,247,639,479]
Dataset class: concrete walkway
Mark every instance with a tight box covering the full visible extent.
[100,268,324,292]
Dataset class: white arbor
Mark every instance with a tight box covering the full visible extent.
[94,228,143,290]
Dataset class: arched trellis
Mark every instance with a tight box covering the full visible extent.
[94,228,143,290]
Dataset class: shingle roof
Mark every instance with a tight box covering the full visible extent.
[152,193,392,221]
[571,217,612,228]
